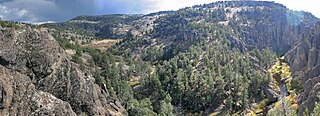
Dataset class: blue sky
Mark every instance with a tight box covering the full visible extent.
[0,0,319,23]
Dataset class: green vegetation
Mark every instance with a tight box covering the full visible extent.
[312,97,320,116]
[47,1,320,115]
[56,30,278,115]
[267,98,297,116]
[266,58,299,116]
[0,21,19,29]
[269,57,292,90]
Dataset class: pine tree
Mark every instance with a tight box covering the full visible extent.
[159,94,175,116]
[128,98,157,116]
[312,97,320,116]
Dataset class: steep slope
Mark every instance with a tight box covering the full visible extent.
[149,1,317,57]
[285,22,320,114]
[0,22,126,115]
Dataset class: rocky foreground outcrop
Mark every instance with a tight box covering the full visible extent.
[0,65,76,116]
[285,22,320,114]
[0,25,126,115]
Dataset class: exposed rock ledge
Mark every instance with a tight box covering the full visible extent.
[0,25,127,115]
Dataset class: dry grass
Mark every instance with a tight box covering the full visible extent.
[83,39,121,49]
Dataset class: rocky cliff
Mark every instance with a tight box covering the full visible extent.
[0,64,76,116]
[285,22,320,114]
[0,24,126,115]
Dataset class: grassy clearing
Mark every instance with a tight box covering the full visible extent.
[84,39,121,49]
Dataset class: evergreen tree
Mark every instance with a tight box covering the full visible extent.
[312,97,320,116]
[159,94,175,116]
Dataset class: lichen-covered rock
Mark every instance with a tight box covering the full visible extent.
[0,65,76,116]
[0,25,127,115]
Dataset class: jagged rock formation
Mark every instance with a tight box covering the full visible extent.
[0,25,127,115]
[0,65,76,116]
[285,22,320,114]
[262,84,279,103]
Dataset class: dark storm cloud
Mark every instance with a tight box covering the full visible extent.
[54,0,95,17]
[0,0,13,3]
[0,0,96,23]
[0,0,159,23]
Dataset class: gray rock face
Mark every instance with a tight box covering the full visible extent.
[0,26,127,115]
[262,84,279,102]
[0,65,76,116]
[285,23,320,115]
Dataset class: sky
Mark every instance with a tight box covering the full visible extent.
[0,0,319,23]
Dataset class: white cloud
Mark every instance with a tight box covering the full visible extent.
[17,9,27,17]
[0,0,59,22]
[0,4,33,22]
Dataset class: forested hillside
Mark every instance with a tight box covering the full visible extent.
[1,1,320,116]
[42,1,320,115]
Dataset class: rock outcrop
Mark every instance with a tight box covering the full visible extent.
[285,22,320,114]
[0,65,76,116]
[262,84,279,102]
[0,25,126,115]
